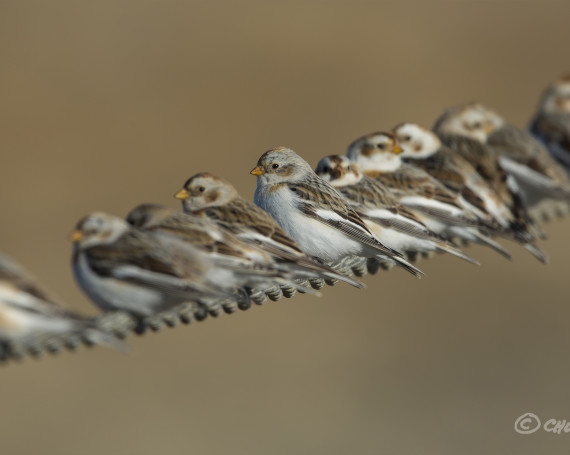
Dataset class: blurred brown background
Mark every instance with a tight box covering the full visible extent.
[1,1,569,454]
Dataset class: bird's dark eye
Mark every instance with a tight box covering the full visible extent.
[272,163,279,169]
[199,186,205,192]
[404,135,411,142]
[377,144,384,149]
[472,122,482,129]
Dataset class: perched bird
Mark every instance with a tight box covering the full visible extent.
[434,106,529,211]
[393,122,514,225]
[251,146,424,278]
[72,212,234,319]
[173,172,364,288]
[0,253,120,350]
[530,75,570,169]
[434,102,570,207]
[125,203,323,295]
[393,122,549,260]
[347,131,513,260]
[433,107,548,262]
[314,155,479,265]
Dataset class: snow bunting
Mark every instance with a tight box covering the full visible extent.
[434,108,527,210]
[72,212,235,318]
[315,155,479,265]
[433,107,548,262]
[0,253,120,349]
[125,203,323,295]
[434,102,570,206]
[393,122,513,225]
[174,172,364,288]
[250,147,424,278]
[393,122,522,224]
[394,122,550,262]
[530,75,570,168]
[347,131,513,260]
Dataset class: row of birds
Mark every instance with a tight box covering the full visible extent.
[2,75,570,362]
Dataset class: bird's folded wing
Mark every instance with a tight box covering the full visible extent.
[110,265,223,300]
[398,193,483,227]
[200,201,304,254]
[376,164,463,208]
[149,222,251,261]
[288,182,403,258]
[498,155,570,199]
[439,134,517,205]
[359,208,438,241]
[412,158,489,214]
[489,125,568,181]
[348,176,400,208]
[85,231,207,278]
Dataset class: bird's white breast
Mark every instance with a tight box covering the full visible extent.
[254,184,362,262]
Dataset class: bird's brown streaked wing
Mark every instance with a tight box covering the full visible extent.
[84,231,204,280]
[372,163,463,208]
[142,212,251,260]
[358,210,435,242]
[335,184,426,235]
[413,159,488,214]
[349,175,401,208]
[439,134,515,203]
[488,125,568,181]
[438,133,542,233]
[153,224,248,259]
[198,199,305,255]
[459,186,488,214]
[288,181,404,259]
[411,155,465,192]
[348,176,433,227]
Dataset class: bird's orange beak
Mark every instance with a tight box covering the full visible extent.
[484,123,495,134]
[392,144,403,155]
[175,188,190,200]
[250,166,264,176]
[70,230,83,243]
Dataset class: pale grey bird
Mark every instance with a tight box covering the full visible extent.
[435,102,570,207]
[434,105,549,263]
[251,147,424,278]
